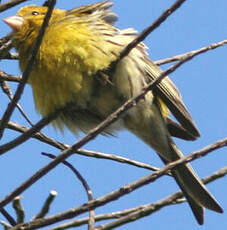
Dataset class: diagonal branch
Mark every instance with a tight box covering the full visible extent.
[8,138,227,230]
[0,46,224,211]
[93,167,227,230]
[42,153,96,230]
[116,0,187,63]
[0,70,21,82]
[155,39,227,65]
[0,79,33,126]
[5,121,164,173]
[0,0,29,13]
[47,167,227,229]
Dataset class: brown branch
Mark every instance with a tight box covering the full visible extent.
[12,197,24,224]
[0,208,16,226]
[116,0,187,63]
[5,120,163,172]
[0,33,13,59]
[42,153,95,230]
[0,3,224,224]
[0,70,21,82]
[0,44,223,212]
[0,79,33,126]
[0,220,11,229]
[8,138,227,230]
[0,110,60,155]
[33,191,58,220]
[0,42,13,60]
[155,39,227,65]
[93,167,227,230]
[6,121,69,150]
[0,0,28,13]
[74,149,164,173]
[0,0,56,139]
[0,1,224,229]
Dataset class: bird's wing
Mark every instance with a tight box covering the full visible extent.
[144,57,200,138]
[66,1,117,25]
[94,24,200,139]
[166,118,198,140]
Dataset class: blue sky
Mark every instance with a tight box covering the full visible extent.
[0,0,227,229]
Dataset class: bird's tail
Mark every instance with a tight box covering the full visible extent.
[124,103,223,224]
[168,143,223,224]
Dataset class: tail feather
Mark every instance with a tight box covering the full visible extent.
[173,163,223,213]
[123,102,223,224]
[171,169,204,225]
[160,142,223,224]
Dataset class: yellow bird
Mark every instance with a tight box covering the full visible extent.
[3,1,223,224]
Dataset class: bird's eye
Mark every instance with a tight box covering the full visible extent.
[31,11,39,16]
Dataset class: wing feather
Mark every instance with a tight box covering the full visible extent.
[66,1,117,25]
[58,1,200,139]
[144,58,200,138]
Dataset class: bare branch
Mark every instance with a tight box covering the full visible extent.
[42,153,95,230]
[0,79,33,126]
[0,109,60,155]
[0,42,225,211]
[116,0,187,63]
[33,191,58,220]
[0,208,16,227]
[1,220,11,230]
[0,70,21,82]
[0,0,29,13]
[12,197,24,224]
[5,121,164,172]
[155,39,227,65]
[0,2,225,229]
[93,167,227,230]
[8,139,227,230]
[0,33,13,59]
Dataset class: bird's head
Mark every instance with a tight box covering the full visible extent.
[3,5,64,52]
[4,5,64,32]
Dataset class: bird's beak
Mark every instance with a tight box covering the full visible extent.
[3,16,24,31]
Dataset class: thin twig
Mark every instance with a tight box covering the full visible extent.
[0,79,33,126]
[0,47,223,211]
[115,0,187,64]
[8,139,227,230]
[0,109,60,155]
[0,33,13,59]
[0,0,28,13]
[12,197,24,224]
[155,39,227,65]
[0,220,11,230]
[33,191,58,220]
[94,167,227,230]
[5,121,164,173]
[42,153,95,230]
[0,208,16,226]
[0,70,21,82]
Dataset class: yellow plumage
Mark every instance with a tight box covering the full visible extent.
[3,1,223,224]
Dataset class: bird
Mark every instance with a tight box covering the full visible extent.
[3,0,223,224]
